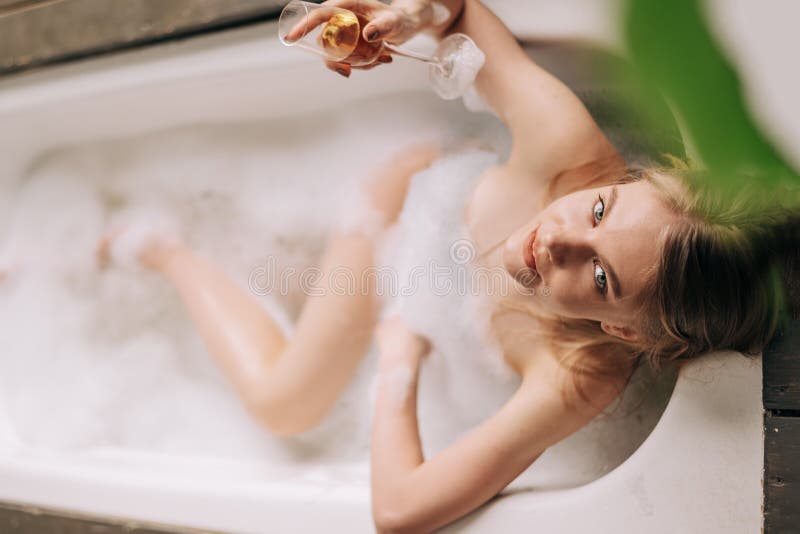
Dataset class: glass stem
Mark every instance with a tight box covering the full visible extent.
[382,42,439,66]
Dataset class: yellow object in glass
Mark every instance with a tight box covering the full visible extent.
[320,12,360,58]
[320,11,383,65]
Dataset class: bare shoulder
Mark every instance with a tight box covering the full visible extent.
[496,316,630,420]
[518,343,631,420]
[466,341,633,460]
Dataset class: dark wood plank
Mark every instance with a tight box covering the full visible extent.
[764,414,800,533]
[0,0,288,75]
[763,319,800,410]
[0,501,214,534]
[0,0,65,13]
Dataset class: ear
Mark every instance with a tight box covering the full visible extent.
[600,322,640,342]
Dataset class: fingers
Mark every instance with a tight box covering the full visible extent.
[285,3,369,43]
[322,0,387,13]
[362,11,401,43]
[324,60,352,78]
[351,54,392,70]
[364,7,421,44]
[375,316,432,360]
[284,7,333,42]
[321,0,414,44]
[324,54,391,76]
[291,1,415,46]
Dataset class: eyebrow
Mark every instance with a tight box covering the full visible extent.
[600,185,622,300]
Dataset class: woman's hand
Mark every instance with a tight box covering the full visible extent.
[375,316,431,372]
[320,0,435,77]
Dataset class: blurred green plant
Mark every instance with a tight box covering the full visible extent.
[624,0,798,193]
[623,0,800,321]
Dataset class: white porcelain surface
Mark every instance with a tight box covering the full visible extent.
[0,4,767,533]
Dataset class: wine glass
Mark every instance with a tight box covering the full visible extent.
[278,1,484,100]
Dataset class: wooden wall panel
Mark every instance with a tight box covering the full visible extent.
[764,414,800,533]
[764,319,800,411]
[0,0,288,75]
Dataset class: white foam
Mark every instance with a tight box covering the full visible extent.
[0,91,672,490]
[0,93,509,462]
[377,150,521,455]
[462,85,495,115]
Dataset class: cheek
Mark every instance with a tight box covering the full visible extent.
[543,270,584,311]
[550,196,587,225]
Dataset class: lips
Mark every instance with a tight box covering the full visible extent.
[523,228,538,273]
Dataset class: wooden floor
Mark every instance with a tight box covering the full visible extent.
[763,319,800,533]
[0,502,212,534]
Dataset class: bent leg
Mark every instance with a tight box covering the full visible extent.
[123,145,439,436]
[153,232,378,437]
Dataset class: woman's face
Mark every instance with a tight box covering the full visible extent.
[502,180,682,338]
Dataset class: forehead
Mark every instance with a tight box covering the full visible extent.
[611,180,676,228]
[600,180,678,305]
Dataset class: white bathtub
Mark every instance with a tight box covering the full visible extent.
[0,9,763,534]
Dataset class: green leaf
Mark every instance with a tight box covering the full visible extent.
[624,0,798,194]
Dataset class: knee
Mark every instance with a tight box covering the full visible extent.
[245,393,328,438]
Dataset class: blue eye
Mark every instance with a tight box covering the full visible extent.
[594,262,607,292]
[593,196,605,224]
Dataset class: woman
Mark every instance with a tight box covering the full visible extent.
[100,1,797,532]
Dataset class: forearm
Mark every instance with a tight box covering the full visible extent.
[441,0,614,171]
[386,0,534,127]
[452,0,531,119]
[371,360,424,497]
[370,362,535,533]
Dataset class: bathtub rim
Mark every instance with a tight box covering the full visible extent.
[0,18,762,534]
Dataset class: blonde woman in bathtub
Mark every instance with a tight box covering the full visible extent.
[99,0,798,532]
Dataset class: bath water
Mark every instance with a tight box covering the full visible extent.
[0,93,508,462]
[0,91,673,489]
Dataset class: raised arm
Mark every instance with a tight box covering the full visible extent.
[329,0,619,177]
[316,1,617,176]
[446,0,619,175]
[371,318,624,534]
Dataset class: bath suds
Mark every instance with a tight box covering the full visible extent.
[0,93,509,463]
[0,91,673,489]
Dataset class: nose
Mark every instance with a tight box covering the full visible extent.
[540,227,594,267]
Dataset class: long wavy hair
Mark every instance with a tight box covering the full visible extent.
[492,157,800,401]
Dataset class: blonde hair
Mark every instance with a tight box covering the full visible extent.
[492,156,799,401]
